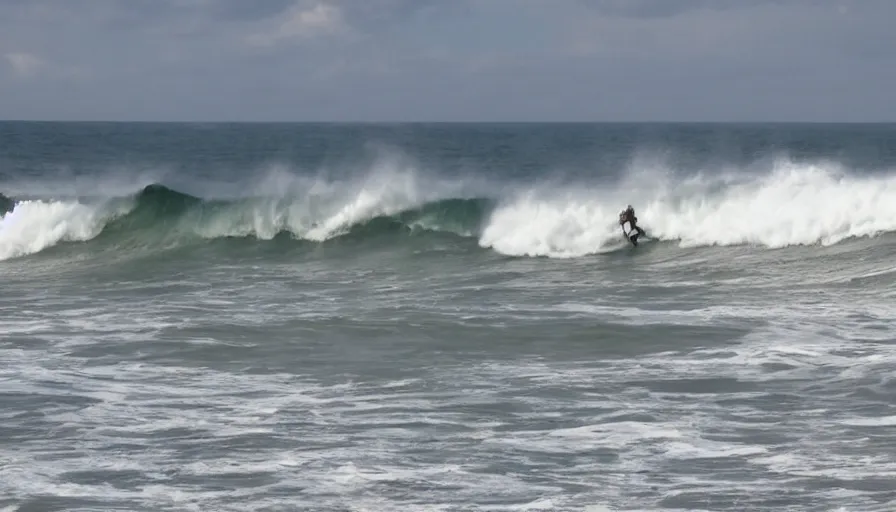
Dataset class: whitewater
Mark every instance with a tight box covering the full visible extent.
[3,158,896,261]
[1,122,895,512]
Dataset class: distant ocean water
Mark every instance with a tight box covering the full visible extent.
[1,121,895,511]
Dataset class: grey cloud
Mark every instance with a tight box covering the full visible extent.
[577,0,717,19]
[0,0,894,122]
[334,0,460,25]
[205,0,297,22]
[574,0,813,19]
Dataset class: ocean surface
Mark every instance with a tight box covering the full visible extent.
[1,121,895,512]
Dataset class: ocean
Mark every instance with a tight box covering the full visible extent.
[1,121,894,512]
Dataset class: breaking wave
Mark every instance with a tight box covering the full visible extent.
[0,181,493,261]
[481,161,896,257]
[1,160,896,261]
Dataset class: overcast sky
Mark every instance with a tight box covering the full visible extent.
[0,0,893,122]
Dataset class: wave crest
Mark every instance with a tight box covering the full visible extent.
[0,182,490,261]
[2,160,896,261]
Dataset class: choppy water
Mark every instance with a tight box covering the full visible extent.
[1,122,895,511]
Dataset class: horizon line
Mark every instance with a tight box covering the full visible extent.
[1,119,894,125]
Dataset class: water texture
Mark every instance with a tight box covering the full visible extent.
[1,122,895,511]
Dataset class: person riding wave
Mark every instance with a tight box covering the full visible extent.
[619,205,646,243]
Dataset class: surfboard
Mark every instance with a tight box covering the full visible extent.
[621,221,642,246]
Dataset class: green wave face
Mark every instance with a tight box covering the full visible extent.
[79,184,493,250]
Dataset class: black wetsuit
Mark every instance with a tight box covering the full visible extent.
[620,210,646,244]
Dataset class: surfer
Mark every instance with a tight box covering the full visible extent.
[619,205,646,244]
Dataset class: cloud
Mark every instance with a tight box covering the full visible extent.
[4,52,44,78]
[572,0,789,19]
[205,0,297,22]
[246,2,349,47]
[0,0,893,121]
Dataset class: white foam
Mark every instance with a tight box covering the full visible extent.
[0,200,114,260]
[839,415,896,427]
[479,160,896,257]
[479,189,623,258]
[662,440,768,459]
[4,325,892,511]
[650,162,896,248]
